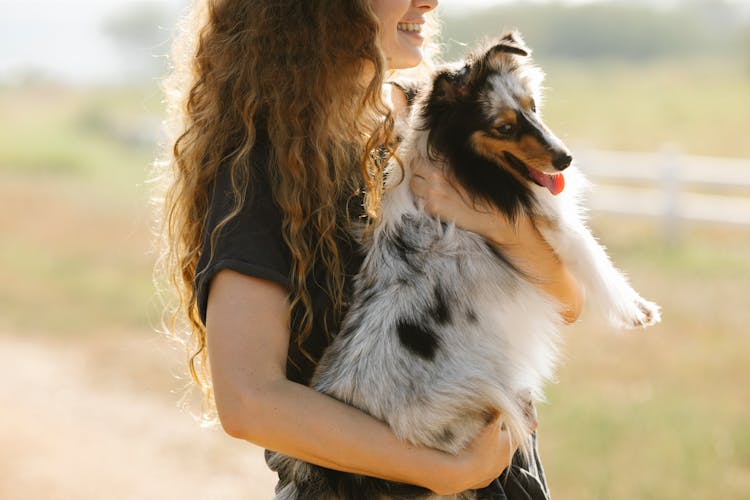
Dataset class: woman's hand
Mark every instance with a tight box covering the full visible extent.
[430,413,535,495]
[410,157,584,323]
[409,157,522,244]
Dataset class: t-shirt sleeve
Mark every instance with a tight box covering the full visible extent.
[194,144,291,325]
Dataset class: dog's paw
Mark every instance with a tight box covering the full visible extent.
[637,298,662,326]
[615,296,661,329]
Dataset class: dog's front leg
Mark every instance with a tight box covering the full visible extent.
[538,220,661,329]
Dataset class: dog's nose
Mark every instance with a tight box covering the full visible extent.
[553,153,572,171]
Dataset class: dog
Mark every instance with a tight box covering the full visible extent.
[267,32,661,500]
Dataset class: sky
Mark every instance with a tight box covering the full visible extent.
[0,0,747,84]
[0,0,185,84]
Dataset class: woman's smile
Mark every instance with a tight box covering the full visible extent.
[396,21,425,43]
[372,0,438,69]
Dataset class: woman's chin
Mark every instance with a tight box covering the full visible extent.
[386,49,424,70]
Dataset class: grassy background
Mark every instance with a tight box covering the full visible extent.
[540,60,750,157]
[542,218,750,499]
[2,27,749,500]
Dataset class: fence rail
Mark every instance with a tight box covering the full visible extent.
[576,148,750,239]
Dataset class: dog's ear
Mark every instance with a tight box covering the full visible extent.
[465,32,531,88]
[431,67,470,103]
[488,31,531,58]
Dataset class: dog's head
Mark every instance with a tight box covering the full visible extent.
[419,32,572,219]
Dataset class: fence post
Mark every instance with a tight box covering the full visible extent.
[661,144,682,245]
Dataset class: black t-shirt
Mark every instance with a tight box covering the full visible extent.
[194,132,364,385]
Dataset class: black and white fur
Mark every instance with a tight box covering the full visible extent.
[268,33,661,500]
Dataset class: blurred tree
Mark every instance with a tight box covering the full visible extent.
[439,0,746,64]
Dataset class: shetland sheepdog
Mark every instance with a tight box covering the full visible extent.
[268,32,660,500]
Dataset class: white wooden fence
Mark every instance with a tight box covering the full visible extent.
[575,147,750,241]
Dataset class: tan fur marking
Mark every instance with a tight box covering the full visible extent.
[469,131,529,186]
[517,135,547,157]
[492,110,517,129]
[515,136,555,173]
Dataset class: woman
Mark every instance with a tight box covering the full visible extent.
[157,0,583,497]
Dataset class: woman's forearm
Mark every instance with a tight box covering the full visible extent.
[206,271,471,493]
[228,377,457,490]
[488,221,584,323]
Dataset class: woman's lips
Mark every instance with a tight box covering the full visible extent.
[397,22,424,43]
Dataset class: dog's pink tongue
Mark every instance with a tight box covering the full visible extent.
[546,173,565,195]
[530,169,565,195]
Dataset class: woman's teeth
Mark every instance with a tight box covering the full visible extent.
[397,23,422,34]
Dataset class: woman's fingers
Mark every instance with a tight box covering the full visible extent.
[464,416,519,490]
[410,170,450,216]
[410,162,445,194]
[410,158,493,215]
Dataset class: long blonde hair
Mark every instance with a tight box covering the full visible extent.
[154,0,438,419]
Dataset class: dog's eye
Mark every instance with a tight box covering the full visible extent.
[530,100,537,113]
[496,124,515,136]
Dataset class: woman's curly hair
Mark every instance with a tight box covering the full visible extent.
[154,0,438,420]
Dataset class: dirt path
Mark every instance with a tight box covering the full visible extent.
[0,332,277,500]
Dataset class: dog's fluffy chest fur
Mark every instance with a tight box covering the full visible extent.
[313,167,574,455]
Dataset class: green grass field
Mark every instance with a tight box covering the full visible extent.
[540,218,750,499]
[1,64,748,498]
[538,60,750,158]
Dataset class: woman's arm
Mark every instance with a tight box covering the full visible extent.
[410,162,584,324]
[490,216,584,324]
[205,269,519,495]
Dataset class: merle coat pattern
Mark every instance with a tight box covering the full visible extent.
[267,32,661,500]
